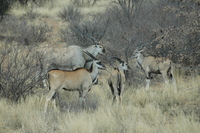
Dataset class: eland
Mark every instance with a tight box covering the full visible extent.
[40,43,106,72]
[108,57,128,104]
[44,51,106,113]
[131,48,176,90]
[37,43,106,87]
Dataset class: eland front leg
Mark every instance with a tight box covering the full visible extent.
[79,85,91,108]
[145,72,151,90]
[145,79,150,90]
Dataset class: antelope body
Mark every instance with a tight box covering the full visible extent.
[108,57,128,104]
[37,43,106,87]
[131,49,176,90]
[44,53,106,113]
[40,44,106,72]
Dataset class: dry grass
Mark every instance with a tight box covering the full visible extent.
[10,0,69,17]
[0,74,199,133]
[9,0,111,18]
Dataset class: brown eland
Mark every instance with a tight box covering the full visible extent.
[108,57,129,104]
[44,51,106,113]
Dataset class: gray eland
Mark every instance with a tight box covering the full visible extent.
[37,43,106,86]
[40,43,106,72]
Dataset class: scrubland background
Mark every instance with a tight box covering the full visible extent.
[0,0,199,132]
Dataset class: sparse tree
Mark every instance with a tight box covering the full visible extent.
[147,0,200,67]
[0,44,44,101]
[60,14,109,47]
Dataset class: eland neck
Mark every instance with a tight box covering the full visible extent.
[137,53,145,66]
[84,46,98,57]
[118,65,124,72]
[90,62,99,81]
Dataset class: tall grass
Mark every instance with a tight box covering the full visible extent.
[0,75,199,133]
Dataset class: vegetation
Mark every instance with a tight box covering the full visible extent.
[0,0,12,19]
[0,43,44,101]
[0,0,199,132]
[0,77,199,133]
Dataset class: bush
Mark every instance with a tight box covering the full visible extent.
[0,0,12,19]
[24,7,40,20]
[146,0,200,67]
[58,5,82,22]
[0,43,43,101]
[16,21,51,45]
[1,17,51,45]
[60,14,109,47]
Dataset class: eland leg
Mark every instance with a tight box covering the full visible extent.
[79,88,89,108]
[112,86,119,104]
[44,90,56,113]
[109,82,118,104]
[79,91,84,108]
[119,85,124,104]
[168,69,177,89]
[146,79,150,90]
[172,76,177,89]
[145,72,151,90]
[161,72,169,85]
[119,96,122,104]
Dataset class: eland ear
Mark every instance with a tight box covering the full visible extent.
[94,42,99,47]
[112,57,123,64]
[133,48,139,54]
[95,41,103,46]
[134,48,139,52]
[138,46,145,52]
[139,45,146,52]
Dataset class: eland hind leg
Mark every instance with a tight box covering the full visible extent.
[44,90,56,113]
[145,79,150,90]
[79,91,85,108]
[168,68,177,89]
[161,71,169,85]
[145,72,151,90]
[108,82,117,104]
[118,84,124,104]
[112,86,119,104]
